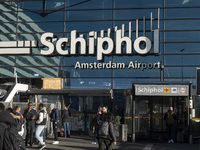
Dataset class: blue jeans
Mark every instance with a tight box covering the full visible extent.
[63,122,70,137]
[35,125,45,145]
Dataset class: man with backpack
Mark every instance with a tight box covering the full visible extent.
[35,103,47,150]
[164,106,177,144]
[97,113,116,150]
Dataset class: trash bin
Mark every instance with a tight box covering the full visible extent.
[118,124,127,142]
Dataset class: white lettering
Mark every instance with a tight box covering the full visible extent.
[71,30,86,55]
[134,36,151,54]
[41,33,54,55]
[97,37,114,61]
[56,38,69,55]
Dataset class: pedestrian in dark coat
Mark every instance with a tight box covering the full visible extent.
[50,104,60,144]
[62,106,71,138]
[164,106,177,144]
[0,103,16,150]
[98,113,117,150]
[23,102,37,147]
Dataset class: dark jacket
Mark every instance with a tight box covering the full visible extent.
[164,110,177,125]
[23,108,37,122]
[0,111,16,150]
[98,113,116,142]
[50,108,59,122]
[62,109,71,122]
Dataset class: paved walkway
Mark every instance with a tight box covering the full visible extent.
[26,135,200,150]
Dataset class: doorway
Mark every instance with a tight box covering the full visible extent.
[134,96,188,140]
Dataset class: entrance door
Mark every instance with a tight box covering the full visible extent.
[63,95,111,133]
[134,96,188,140]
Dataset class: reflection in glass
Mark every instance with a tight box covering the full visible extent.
[17,67,61,78]
[63,78,111,89]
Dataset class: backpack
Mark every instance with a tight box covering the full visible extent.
[98,120,109,137]
[0,123,26,150]
[166,112,175,126]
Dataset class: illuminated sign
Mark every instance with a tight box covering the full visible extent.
[135,85,189,96]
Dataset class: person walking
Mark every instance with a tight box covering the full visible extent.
[164,106,177,144]
[35,103,47,150]
[23,102,37,147]
[0,103,17,150]
[14,106,25,137]
[50,104,59,144]
[97,113,117,150]
[91,106,102,144]
[62,106,71,138]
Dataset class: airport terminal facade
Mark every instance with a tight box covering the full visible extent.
[1,0,200,141]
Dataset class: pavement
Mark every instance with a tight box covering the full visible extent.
[26,135,200,150]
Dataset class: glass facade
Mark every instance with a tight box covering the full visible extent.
[0,0,199,89]
[1,0,200,139]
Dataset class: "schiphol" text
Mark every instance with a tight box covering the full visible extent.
[40,29,158,61]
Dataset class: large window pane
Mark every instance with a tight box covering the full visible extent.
[18,22,63,33]
[0,67,14,77]
[0,12,17,22]
[66,21,112,32]
[114,9,162,20]
[165,31,200,42]
[0,56,15,66]
[18,11,64,22]
[165,43,200,54]
[0,23,16,34]
[165,55,200,65]
[16,56,62,66]
[164,67,196,78]
[64,67,112,78]
[66,0,112,9]
[0,34,16,41]
[0,2,17,11]
[66,10,112,21]
[17,67,61,78]
[115,0,163,8]
[113,68,161,78]
[165,20,200,30]
[63,78,111,89]
[165,8,200,19]
[165,0,200,7]
[113,78,160,89]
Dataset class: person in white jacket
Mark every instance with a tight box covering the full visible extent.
[35,103,47,150]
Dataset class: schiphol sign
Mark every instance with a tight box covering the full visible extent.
[0,9,161,70]
[40,28,158,61]
[135,85,189,96]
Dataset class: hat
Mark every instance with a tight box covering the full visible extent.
[50,104,54,108]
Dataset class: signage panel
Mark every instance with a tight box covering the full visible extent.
[135,85,189,96]
[42,78,62,89]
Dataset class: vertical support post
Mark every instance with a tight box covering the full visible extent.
[160,61,164,81]
[189,81,193,144]
[158,8,160,29]
[35,95,38,111]
[136,19,138,38]
[143,16,145,36]
[132,85,136,143]
[150,12,153,41]
[84,96,88,134]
